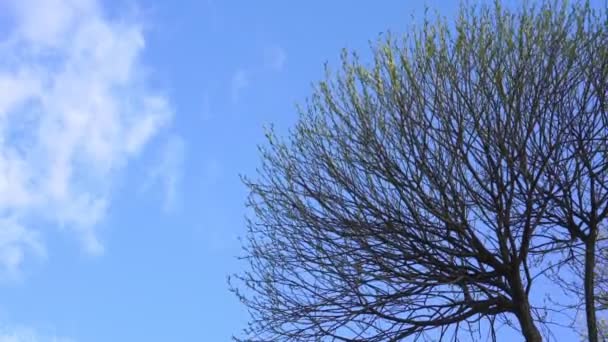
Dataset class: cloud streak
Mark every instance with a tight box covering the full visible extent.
[264,45,287,71]
[145,135,186,213]
[0,325,73,342]
[0,0,172,274]
[230,69,249,103]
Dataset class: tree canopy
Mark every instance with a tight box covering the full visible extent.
[232,1,608,341]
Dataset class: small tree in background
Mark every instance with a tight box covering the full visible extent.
[590,235,608,340]
[232,1,608,341]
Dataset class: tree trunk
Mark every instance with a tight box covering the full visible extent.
[585,235,599,342]
[514,300,543,342]
[512,268,542,342]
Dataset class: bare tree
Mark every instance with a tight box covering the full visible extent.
[530,2,608,340]
[584,233,608,340]
[232,1,608,341]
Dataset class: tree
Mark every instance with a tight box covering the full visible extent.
[589,235,608,340]
[232,1,608,341]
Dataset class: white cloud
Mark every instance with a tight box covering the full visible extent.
[0,0,172,273]
[230,69,249,103]
[264,45,287,71]
[145,135,185,213]
[0,218,45,279]
[0,325,73,342]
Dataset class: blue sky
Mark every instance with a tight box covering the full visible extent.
[0,0,603,341]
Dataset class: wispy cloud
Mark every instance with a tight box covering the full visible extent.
[230,69,249,103]
[0,325,73,342]
[0,218,45,279]
[0,0,172,274]
[264,45,287,72]
[145,135,186,213]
